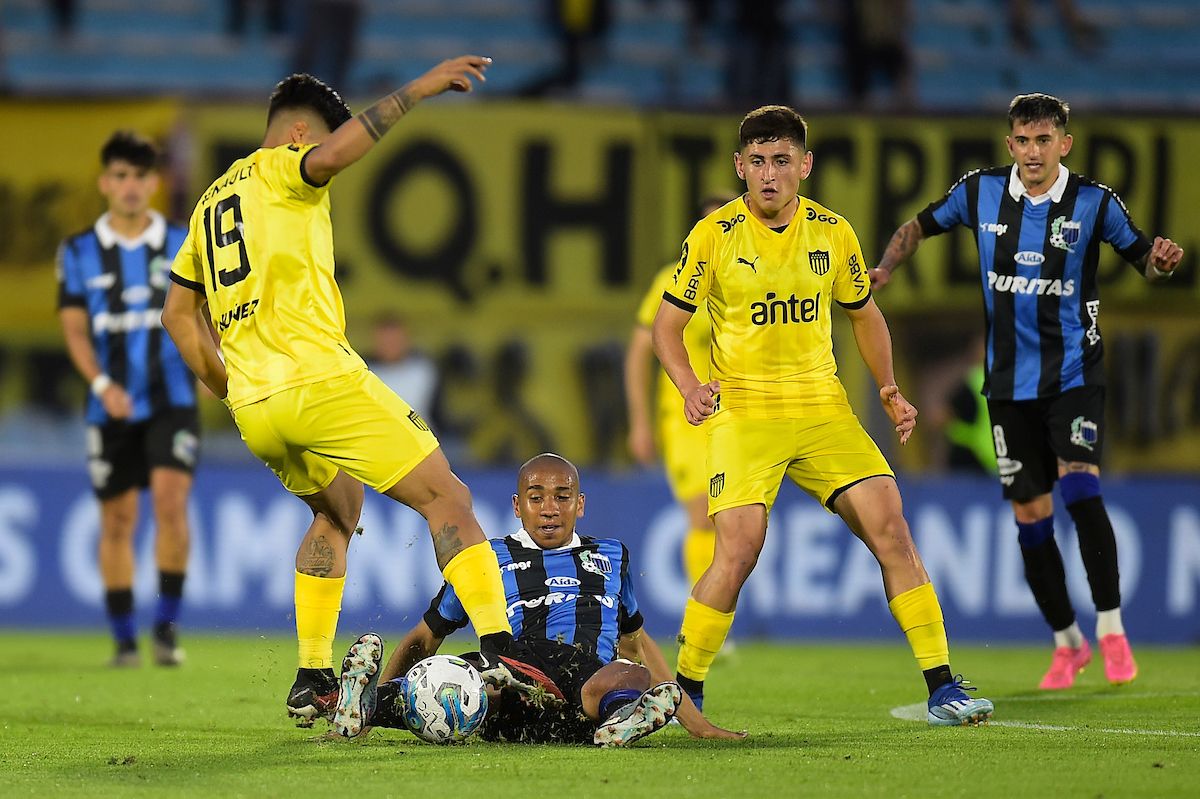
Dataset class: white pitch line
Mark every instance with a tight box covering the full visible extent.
[890,702,1200,738]
[1000,691,1200,703]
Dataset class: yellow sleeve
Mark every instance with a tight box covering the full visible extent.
[169,225,205,292]
[259,143,330,202]
[635,264,675,328]
[833,220,871,308]
[662,221,717,313]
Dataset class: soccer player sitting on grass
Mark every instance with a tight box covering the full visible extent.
[332,453,747,746]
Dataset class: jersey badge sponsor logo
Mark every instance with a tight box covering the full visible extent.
[1070,416,1099,451]
[1014,251,1046,266]
[86,273,117,290]
[710,471,725,498]
[683,261,706,302]
[996,456,1023,486]
[407,410,430,432]
[579,550,612,577]
[750,292,820,325]
[1050,216,1082,252]
[121,285,153,305]
[545,576,582,589]
[717,213,746,233]
[172,430,199,468]
[672,243,689,284]
[808,249,830,276]
[979,222,1008,236]
[805,207,838,225]
[737,255,759,273]
[503,560,532,572]
[1084,299,1100,345]
[986,271,1074,297]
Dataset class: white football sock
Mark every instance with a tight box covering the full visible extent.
[1053,622,1085,649]
[1096,608,1125,639]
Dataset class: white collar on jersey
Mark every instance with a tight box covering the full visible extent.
[512,528,582,551]
[94,210,166,251]
[1007,163,1069,206]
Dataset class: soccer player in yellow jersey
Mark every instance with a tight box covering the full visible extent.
[625,197,730,593]
[652,106,994,727]
[162,60,552,726]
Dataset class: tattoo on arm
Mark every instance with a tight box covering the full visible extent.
[298,535,336,577]
[357,87,416,142]
[432,522,466,570]
[880,220,922,272]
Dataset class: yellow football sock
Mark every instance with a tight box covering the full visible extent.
[443,542,511,638]
[676,597,735,682]
[888,582,950,670]
[682,527,716,588]
[295,571,345,669]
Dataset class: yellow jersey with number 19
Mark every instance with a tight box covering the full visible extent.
[170,143,365,410]
[661,195,871,419]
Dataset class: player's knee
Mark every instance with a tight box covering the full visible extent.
[872,513,914,557]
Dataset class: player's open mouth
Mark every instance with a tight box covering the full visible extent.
[539,524,560,533]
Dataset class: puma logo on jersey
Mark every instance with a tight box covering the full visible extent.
[737,256,758,273]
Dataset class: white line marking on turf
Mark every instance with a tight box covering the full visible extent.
[890,702,1200,738]
[1000,691,1200,703]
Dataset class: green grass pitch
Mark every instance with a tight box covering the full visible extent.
[3,631,1197,797]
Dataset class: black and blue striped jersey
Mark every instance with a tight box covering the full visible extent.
[918,165,1151,401]
[57,212,196,424]
[424,530,644,664]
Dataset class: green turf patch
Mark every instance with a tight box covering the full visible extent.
[2,631,1197,798]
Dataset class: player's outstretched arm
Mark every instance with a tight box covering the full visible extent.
[623,629,747,740]
[843,297,918,445]
[1139,236,1185,284]
[624,325,658,464]
[304,55,491,185]
[653,301,719,425]
[379,619,444,683]
[161,283,229,401]
[870,217,925,290]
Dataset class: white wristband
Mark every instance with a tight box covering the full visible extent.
[90,373,113,397]
[1151,263,1174,279]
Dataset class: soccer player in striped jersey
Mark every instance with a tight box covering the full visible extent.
[333,454,745,746]
[653,106,993,727]
[57,131,197,668]
[871,93,1185,690]
[162,59,533,725]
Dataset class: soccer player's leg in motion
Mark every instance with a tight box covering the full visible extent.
[286,471,364,726]
[148,467,191,666]
[834,477,993,726]
[586,660,682,747]
[98,488,141,667]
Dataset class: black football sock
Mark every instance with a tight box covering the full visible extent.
[479,631,513,657]
[923,665,954,696]
[1068,496,1121,611]
[676,673,704,698]
[1020,538,1076,632]
[371,680,406,729]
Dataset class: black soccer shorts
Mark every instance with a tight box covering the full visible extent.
[87,407,200,499]
[986,385,1105,502]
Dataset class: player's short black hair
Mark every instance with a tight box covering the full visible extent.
[267,73,353,133]
[739,105,808,151]
[100,130,160,170]
[1008,93,1070,131]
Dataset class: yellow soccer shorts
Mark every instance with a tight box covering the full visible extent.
[232,368,439,496]
[658,403,709,503]
[706,411,894,516]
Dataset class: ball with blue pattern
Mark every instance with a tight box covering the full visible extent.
[400,654,489,744]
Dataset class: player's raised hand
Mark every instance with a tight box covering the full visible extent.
[868,266,892,290]
[879,384,918,445]
[1149,236,1184,274]
[684,380,721,426]
[411,55,491,99]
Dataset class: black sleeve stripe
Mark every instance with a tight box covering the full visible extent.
[1117,238,1152,266]
[661,291,696,313]
[837,291,872,310]
[169,272,205,292]
[916,208,945,237]
[299,147,329,188]
[57,286,86,310]
[619,610,644,635]
[422,583,467,637]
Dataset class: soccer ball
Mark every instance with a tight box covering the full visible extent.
[400,654,489,744]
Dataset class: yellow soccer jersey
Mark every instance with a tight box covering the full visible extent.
[662,195,871,418]
[636,261,711,421]
[171,143,365,409]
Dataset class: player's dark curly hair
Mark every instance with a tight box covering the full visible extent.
[267,73,353,133]
[738,105,808,151]
[1008,93,1070,130]
[100,130,160,169]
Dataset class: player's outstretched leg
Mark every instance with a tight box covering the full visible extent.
[462,649,566,707]
[927,675,994,727]
[334,632,385,738]
[593,681,683,747]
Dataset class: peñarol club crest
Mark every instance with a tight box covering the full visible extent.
[709,472,725,498]
[808,250,830,276]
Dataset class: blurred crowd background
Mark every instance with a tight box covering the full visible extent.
[1,0,1198,475]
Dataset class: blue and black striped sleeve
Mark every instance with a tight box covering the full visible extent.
[422,582,470,637]
[917,170,976,237]
[1098,187,1152,266]
[617,544,644,634]
[55,239,86,309]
